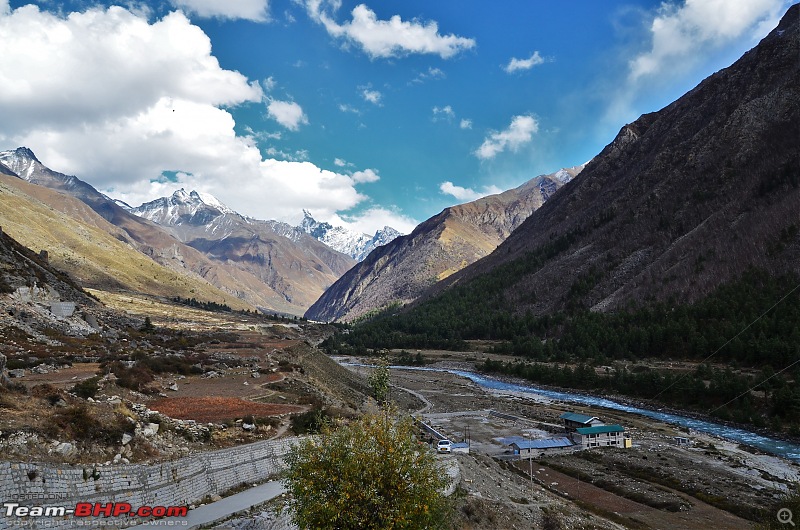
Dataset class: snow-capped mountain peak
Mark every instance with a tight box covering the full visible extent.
[0,147,42,180]
[298,211,401,261]
[131,188,237,227]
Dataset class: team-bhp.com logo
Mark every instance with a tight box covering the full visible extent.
[4,502,188,519]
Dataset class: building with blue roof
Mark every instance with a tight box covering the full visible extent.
[510,437,574,457]
[559,412,604,432]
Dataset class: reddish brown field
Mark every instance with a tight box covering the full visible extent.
[150,396,305,423]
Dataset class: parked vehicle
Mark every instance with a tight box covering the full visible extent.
[436,439,452,453]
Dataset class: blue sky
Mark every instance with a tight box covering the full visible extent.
[0,0,792,234]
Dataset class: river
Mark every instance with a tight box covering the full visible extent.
[383,364,800,462]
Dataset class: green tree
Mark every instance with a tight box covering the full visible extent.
[284,411,451,530]
[369,356,391,405]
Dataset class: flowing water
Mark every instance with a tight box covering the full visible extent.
[377,363,800,462]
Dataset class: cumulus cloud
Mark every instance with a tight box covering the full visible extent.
[267,99,308,130]
[474,115,538,160]
[629,0,785,81]
[0,0,8,16]
[0,4,408,234]
[336,206,418,235]
[170,0,270,21]
[0,6,262,136]
[306,1,475,59]
[361,88,382,105]
[351,168,380,183]
[439,181,503,202]
[459,119,472,130]
[503,51,544,73]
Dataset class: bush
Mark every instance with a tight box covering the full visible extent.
[71,376,100,399]
[285,410,452,529]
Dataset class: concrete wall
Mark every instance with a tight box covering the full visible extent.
[0,437,298,530]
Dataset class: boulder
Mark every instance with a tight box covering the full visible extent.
[0,353,9,386]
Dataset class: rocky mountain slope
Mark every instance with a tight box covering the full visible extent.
[131,189,355,313]
[305,166,583,322]
[424,5,800,317]
[299,210,401,261]
[0,149,352,315]
[0,173,251,310]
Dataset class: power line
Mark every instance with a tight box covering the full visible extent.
[709,356,800,415]
[651,280,800,401]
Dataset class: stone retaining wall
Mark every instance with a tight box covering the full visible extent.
[0,437,298,529]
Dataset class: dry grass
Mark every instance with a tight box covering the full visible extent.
[150,396,305,423]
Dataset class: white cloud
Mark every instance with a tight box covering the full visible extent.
[170,0,270,21]
[361,88,382,105]
[339,103,361,114]
[629,0,785,81]
[474,115,538,160]
[439,181,503,202]
[0,6,262,136]
[262,76,277,91]
[503,51,544,73]
[267,99,308,130]
[0,0,9,16]
[351,168,380,183]
[306,2,475,59]
[336,206,418,235]
[334,158,347,167]
[412,66,446,84]
[432,105,455,121]
[0,4,411,229]
[459,119,472,130]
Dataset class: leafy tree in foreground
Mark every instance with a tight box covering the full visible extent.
[284,411,451,530]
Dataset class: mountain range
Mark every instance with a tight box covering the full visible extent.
[129,188,356,313]
[0,149,351,314]
[305,166,584,322]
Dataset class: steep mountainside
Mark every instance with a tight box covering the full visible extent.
[305,166,583,322]
[0,174,252,309]
[424,6,800,317]
[0,149,350,315]
[131,190,355,313]
[299,211,401,261]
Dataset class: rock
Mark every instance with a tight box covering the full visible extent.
[112,454,122,464]
[168,383,179,392]
[0,353,9,386]
[242,423,256,431]
[142,423,159,437]
[8,369,25,378]
[251,372,261,379]
[54,442,77,458]
[107,396,122,405]
[121,433,133,445]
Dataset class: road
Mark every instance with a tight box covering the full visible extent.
[127,480,285,529]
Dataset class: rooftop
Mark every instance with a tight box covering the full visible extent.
[560,412,600,424]
[576,424,625,435]
[511,437,573,450]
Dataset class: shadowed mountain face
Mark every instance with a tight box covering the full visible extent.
[422,5,800,317]
[305,166,583,322]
